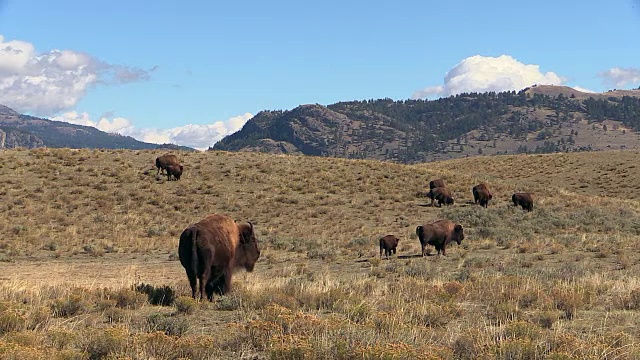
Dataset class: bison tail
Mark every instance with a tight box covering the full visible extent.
[415,226,423,238]
[188,227,199,278]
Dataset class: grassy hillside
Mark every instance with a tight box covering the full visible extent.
[1,148,640,358]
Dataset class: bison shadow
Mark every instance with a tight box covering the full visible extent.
[398,254,427,259]
[417,203,436,207]
[416,201,475,208]
[354,253,432,263]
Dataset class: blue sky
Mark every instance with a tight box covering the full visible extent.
[1,0,639,149]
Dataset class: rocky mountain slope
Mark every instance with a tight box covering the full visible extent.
[0,105,192,150]
[213,86,640,163]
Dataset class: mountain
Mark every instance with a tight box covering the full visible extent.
[213,86,640,163]
[0,106,194,151]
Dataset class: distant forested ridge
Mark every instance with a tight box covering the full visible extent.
[213,86,640,163]
[0,106,194,151]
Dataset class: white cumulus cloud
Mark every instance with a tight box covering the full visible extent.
[53,111,254,151]
[53,111,134,133]
[572,86,596,93]
[412,55,564,99]
[598,67,640,88]
[0,35,154,116]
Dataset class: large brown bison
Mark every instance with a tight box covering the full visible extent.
[379,235,400,259]
[166,164,183,181]
[178,214,261,301]
[156,154,179,174]
[429,178,446,190]
[472,183,493,208]
[512,193,534,212]
[416,219,464,256]
[428,187,454,207]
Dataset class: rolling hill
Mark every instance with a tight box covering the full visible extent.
[1,148,640,358]
[213,85,640,163]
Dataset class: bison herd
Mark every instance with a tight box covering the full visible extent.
[376,179,533,260]
[161,152,534,301]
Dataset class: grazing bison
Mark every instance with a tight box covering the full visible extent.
[379,235,400,259]
[416,219,464,256]
[472,183,493,208]
[178,214,261,301]
[429,179,446,190]
[156,154,179,174]
[429,187,454,207]
[166,164,183,181]
[512,193,534,212]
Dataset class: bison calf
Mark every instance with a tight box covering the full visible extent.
[416,219,464,256]
[429,187,454,207]
[472,183,493,208]
[166,164,183,181]
[379,235,400,259]
[178,214,261,301]
[512,192,533,212]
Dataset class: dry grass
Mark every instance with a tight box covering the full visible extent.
[1,147,640,358]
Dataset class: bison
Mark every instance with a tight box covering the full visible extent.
[512,193,534,212]
[429,178,446,190]
[156,154,179,175]
[379,235,400,259]
[429,187,454,207]
[166,164,183,181]
[178,214,261,301]
[472,183,493,208]
[416,219,464,256]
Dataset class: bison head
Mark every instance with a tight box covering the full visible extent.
[452,224,464,245]
[238,222,261,272]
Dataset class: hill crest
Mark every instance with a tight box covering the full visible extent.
[0,107,194,151]
[214,86,640,163]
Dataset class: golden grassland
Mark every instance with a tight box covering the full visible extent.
[0,147,640,359]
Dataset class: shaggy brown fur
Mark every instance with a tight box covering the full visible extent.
[512,193,534,211]
[429,178,446,190]
[416,219,464,256]
[166,164,183,181]
[155,154,179,174]
[379,235,400,259]
[472,183,493,208]
[428,187,454,207]
[178,214,261,301]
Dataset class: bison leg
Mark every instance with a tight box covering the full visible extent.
[198,268,211,301]
[185,270,197,299]
[206,274,225,300]
[421,244,427,257]
[380,245,384,259]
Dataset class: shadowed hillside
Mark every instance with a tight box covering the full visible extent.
[1,148,640,358]
[0,105,194,150]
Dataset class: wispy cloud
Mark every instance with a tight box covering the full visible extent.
[598,67,640,88]
[0,35,154,115]
[412,55,564,99]
[53,111,254,150]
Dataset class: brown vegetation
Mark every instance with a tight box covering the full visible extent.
[0,148,640,358]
